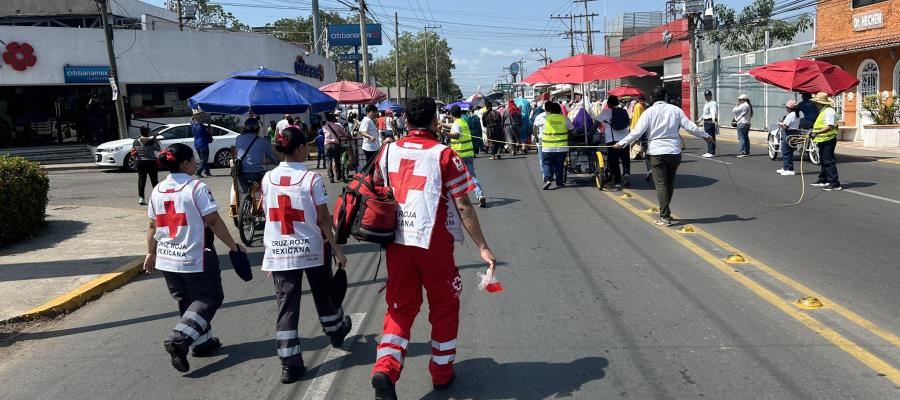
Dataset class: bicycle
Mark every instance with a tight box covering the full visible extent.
[237,181,265,246]
[767,125,821,165]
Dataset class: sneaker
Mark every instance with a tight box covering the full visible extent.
[191,337,222,357]
[372,372,398,400]
[542,181,552,190]
[139,197,147,205]
[736,154,748,158]
[478,196,487,208]
[780,170,796,176]
[654,218,674,227]
[822,184,842,191]
[433,373,456,391]
[623,174,631,187]
[556,182,566,188]
[163,340,190,373]
[328,316,353,348]
[281,364,306,384]
[702,153,713,158]
[810,182,829,187]
[776,169,785,174]
[613,184,622,190]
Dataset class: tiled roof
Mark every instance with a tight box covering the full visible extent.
[804,33,900,58]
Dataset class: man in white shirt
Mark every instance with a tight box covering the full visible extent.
[358,105,381,165]
[700,90,719,157]
[276,114,292,135]
[532,106,547,175]
[614,87,714,226]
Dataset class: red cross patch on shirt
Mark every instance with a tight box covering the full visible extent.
[156,201,187,239]
[389,158,428,204]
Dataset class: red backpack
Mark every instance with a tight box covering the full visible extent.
[333,145,397,245]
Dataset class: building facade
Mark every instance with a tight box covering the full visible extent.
[619,19,693,117]
[805,0,900,143]
[0,0,335,149]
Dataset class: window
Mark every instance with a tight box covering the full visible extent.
[894,60,900,97]
[859,60,880,100]
[833,93,844,122]
[853,0,887,8]
[160,125,191,140]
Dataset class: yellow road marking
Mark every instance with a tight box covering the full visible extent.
[606,190,900,385]
[624,192,900,349]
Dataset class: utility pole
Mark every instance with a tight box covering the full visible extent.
[423,25,440,97]
[531,48,550,66]
[435,53,440,101]
[312,0,321,55]
[394,12,400,102]
[358,0,369,84]
[574,0,597,54]
[96,0,128,139]
[551,15,575,56]
[176,0,183,31]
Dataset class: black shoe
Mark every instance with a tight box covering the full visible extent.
[329,315,353,348]
[433,373,456,391]
[542,181,552,190]
[822,184,842,191]
[372,372,398,400]
[478,196,487,208]
[191,337,221,357]
[556,182,566,188]
[281,364,306,384]
[623,174,631,188]
[164,340,190,372]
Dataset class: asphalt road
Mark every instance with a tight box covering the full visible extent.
[1,139,899,399]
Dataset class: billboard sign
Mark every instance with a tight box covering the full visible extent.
[338,53,373,61]
[327,24,382,47]
[63,65,110,83]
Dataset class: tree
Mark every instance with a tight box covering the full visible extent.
[264,12,359,81]
[369,31,458,102]
[164,0,249,31]
[707,0,812,53]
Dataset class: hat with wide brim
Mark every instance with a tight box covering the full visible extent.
[812,92,833,105]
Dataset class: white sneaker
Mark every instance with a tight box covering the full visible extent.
[811,182,828,187]
[736,154,748,158]
[780,170,796,176]
[776,169,785,174]
[702,153,713,158]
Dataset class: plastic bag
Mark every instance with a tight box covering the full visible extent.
[477,269,504,294]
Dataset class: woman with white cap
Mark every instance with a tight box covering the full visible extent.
[732,94,753,157]
[776,100,802,176]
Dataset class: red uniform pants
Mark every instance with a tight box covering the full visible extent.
[373,234,462,385]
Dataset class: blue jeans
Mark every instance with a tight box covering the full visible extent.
[703,121,717,154]
[462,157,484,199]
[541,150,567,185]
[736,123,751,155]
[537,144,544,174]
[781,130,799,171]
[197,147,211,176]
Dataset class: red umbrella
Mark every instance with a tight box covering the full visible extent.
[608,84,645,97]
[522,54,655,85]
[319,80,387,104]
[748,59,859,96]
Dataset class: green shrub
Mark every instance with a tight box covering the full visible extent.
[0,155,50,246]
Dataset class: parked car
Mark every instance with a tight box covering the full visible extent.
[94,123,239,171]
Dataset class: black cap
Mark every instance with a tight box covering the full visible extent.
[704,90,713,97]
[229,250,253,282]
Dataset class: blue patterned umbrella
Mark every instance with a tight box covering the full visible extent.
[189,68,337,115]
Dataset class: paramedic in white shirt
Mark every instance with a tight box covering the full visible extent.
[700,90,719,157]
[777,100,803,176]
[613,86,714,226]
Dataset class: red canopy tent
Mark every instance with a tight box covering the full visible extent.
[748,59,859,96]
[608,84,645,97]
[319,81,387,104]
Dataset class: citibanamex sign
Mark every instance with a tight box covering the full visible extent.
[294,55,324,81]
[2,42,37,71]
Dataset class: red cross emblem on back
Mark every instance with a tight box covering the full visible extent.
[156,201,187,239]
[388,158,427,204]
[269,195,305,234]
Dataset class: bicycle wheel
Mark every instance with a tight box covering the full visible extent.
[238,194,256,246]
[767,134,778,160]
[808,144,821,165]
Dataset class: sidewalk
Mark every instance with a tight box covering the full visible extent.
[42,163,103,172]
[0,205,147,323]
[714,127,900,164]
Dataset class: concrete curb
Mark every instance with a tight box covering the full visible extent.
[0,257,144,324]
[42,164,104,172]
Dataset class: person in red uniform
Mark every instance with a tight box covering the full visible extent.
[371,97,497,399]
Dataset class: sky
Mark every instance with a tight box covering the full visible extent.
[144,0,781,96]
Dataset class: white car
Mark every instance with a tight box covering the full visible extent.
[94,123,240,171]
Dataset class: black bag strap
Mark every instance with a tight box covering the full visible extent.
[238,135,260,165]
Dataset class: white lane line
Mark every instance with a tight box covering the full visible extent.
[683,153,733,165]
[301,312,367,400]
[844,189,900,205]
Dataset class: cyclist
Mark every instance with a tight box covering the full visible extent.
[236,118,278,196]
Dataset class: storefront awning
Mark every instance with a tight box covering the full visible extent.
[804,33,900,58]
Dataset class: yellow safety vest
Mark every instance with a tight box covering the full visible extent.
[542,114,569,149]
[812,106,838,143]
[450,118,475,158]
